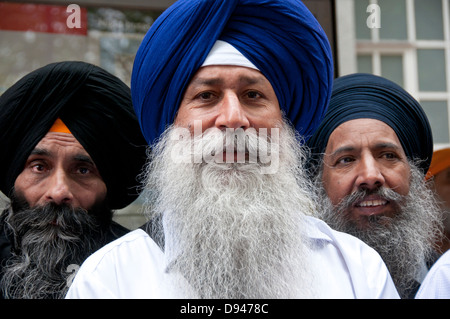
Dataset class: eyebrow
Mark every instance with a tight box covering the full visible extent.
[326,146,355,159]
[73,154,95,165]
[30,148,51,157]
[328,142,403,158]
[373,142,403,151]
[29,148,95,165]
[190,75,264,87]
[190,77,223,86]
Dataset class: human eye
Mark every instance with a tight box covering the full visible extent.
[242,89,266,103]
[335,156,355,166]
[31,162,47,173]
[381,151,400,161]
[246,90,262,99]
[196,91,215,101]
[77,166,91,175]
[73,161,99,177]
[26,157,49,173]
[189,91,219,107]
[72,156,98,178]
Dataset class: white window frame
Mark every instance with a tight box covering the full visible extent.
[336,0,450,148]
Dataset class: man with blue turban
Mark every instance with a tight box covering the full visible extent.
[67,0,399,299]
[307,73,443,298]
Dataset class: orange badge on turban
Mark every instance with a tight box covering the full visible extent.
[49,118,72,134]
[426,148,450,180]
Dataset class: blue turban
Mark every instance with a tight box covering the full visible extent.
[307,73,433,175]
[131,0,333,145]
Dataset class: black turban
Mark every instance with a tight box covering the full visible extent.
[0,61,148,209]
[307,73,433,175]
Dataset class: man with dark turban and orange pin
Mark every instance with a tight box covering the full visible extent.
[307,73,443,298]
[426,147,450,254]
[0,61,147,299]
[413,148,450,299]
[67,0,399,299]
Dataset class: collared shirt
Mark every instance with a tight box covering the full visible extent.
[415,249,450,299]
[65,216,399,299]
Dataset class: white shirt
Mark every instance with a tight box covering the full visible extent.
[65,216,399,299]
[415,249,450,299]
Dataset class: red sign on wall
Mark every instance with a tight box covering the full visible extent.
[0,3,87,35]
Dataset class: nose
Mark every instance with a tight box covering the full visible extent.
[214,92,250,130]
[43,169,74,206]
[356,154,385,191]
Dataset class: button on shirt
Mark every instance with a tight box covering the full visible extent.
[65,216,399,299]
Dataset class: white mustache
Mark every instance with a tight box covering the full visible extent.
[169,121,280,174]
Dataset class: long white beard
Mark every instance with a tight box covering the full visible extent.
[141,121,317,298]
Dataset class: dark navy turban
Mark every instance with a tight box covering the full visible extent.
[0,61,148,209]
[131,0,333,145]
[307,73,433,175]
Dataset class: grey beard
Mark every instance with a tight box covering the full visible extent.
[314,162,443,299]
[1,202,107,299]
[141,121,318,298]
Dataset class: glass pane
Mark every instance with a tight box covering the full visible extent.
[381,55,403,87]
[415,0,444,40]
[99,37,143,86]
[355,0,371,40]
[357,55,373,73]
[378,0,407,40]
[417,49,447,91]
[420,100,449,143]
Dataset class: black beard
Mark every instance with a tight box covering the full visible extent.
[1,194,113,299]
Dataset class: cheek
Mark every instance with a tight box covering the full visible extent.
[387,167,411,196]
[322,170,347,206]
[13,174,40,206]
[177,117,216,134]
[256,110,282,129]
[76,181,107,210]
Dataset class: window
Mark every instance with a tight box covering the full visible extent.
[350,0,450,148]
[0,2,164,93]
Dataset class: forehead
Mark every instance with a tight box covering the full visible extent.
[189,65,269,86]
[326,118,404,152]
[32,132,89,157]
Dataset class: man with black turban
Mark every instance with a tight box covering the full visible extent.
[0,61,147,299]
[67,0,399,299]
[307,73,443,298]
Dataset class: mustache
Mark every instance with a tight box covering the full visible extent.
[168,126,281,174]
[6,202,99,247]
[201,128,277,155]
[335,187,404,214]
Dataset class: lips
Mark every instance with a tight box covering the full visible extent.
[353,196,390,216]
